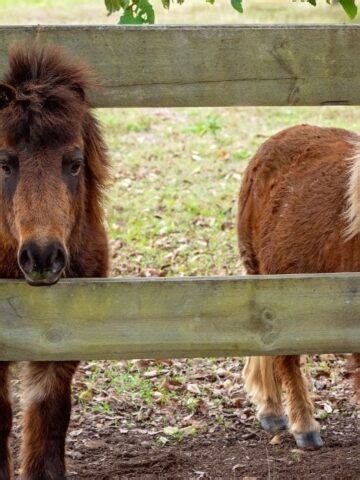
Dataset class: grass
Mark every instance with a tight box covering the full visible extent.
[103,104,360,278]
[1,0,358,433]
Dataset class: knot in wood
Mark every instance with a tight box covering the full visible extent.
[45,327,67,344]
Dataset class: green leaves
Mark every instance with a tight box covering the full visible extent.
[306,0,357,18]
[104,0,155,23]
[119,0,155,24]
[231,0,243,13]
[105,0,359,24]
[119,9,144,24]
[105,0,128,15]
[338,0,358,18]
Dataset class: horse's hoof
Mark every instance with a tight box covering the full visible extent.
[260,415,288,433]
[294,431,324,449]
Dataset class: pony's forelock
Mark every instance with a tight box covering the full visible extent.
[0,44,95,146]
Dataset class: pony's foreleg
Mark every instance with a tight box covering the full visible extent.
[275,355,323,449]
[243,356,287,432]
[20,361,79,480]
[0,362,12,480]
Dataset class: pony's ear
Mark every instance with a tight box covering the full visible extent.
[0,83,15,110]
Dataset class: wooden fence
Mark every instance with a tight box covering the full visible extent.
[0,25,359,359]
[0,274,359,360]
[1,25,360,107]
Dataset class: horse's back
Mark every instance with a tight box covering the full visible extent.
[238,124,359,275]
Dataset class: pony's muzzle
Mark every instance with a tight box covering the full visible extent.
[18,241,67,286]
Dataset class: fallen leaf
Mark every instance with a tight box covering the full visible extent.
[163,426,179,436]
[270,433,283,445]
[187,383,201,395]
[84,439,107,449]
[180,425,197,436]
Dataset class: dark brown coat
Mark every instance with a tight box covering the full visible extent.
[0,44,109,478]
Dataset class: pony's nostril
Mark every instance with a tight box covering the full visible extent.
[50,245,67,274]
[18,246,35,274]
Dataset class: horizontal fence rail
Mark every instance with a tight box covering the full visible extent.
[0,273,359,361]
[1,25,360,107]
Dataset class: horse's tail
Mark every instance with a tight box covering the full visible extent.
[243,356,282,416]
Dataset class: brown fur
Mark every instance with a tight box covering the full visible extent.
[243,357,283,418]
[0,363,12,480]
[238,125,360,440]
[0,44,109,478]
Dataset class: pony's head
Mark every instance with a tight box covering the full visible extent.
[0,44,107,285]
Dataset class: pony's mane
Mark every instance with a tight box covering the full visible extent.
[345,139,360,240]
[0,44,93,146]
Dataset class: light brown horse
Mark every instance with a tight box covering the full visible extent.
[238,124,360,449]
[0,45,109,478]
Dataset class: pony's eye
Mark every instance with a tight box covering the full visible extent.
[1,164,12,177]
[70,162,82,176]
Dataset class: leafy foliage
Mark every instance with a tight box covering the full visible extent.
[231,0,243,13]
[105,0,358,24]
[310,0,357,19]
[105,0,154,22]
[338,0,358,18]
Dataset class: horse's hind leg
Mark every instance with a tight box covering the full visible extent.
[20,361,79,480]
[243,356,287,432]
[0,362,12,480]
[275,355,323,449]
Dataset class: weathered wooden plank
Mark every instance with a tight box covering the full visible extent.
[1,25,360,107]
[0,273,359,360]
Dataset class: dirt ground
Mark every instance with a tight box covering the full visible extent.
[63,415,359,480]
[9,356,359,479]
[10,407,360,479]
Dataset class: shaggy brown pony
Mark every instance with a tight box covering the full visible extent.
[238,124,360,450]
[0,45,108,478]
